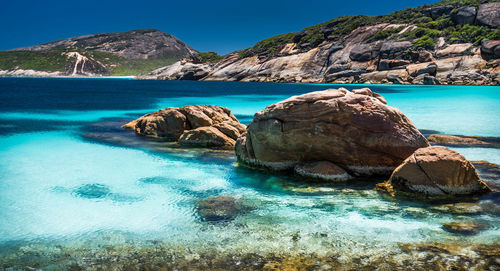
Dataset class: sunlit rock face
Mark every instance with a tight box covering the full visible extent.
[235,88,429,177]
[123,105,246,148]
[386,146,491,196]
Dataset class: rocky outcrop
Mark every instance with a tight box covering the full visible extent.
[197,196,244,221]
[143,1,500,86]
[476,2,500,28]
[383,146,491,196]
[235,88,429,177]
[481,39,500,57]
[451,7,477,25]
[442,221,489,235]
[428,134,500,148]
[142,60,211,80]
[64,52,109,76]
[123,105,245,148]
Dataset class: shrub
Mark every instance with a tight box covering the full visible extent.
[413,36,437,49]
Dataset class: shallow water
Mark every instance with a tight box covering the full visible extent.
[0,78,499,269]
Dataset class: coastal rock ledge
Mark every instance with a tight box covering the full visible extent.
[235,88,429,178]
[381,146,491,196]
[123,105,245,148]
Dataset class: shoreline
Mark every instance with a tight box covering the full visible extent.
[1,76,500,87]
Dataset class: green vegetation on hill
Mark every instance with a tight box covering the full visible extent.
[0,50,70,71]
[239,0,499,59]
[197,52,224,63]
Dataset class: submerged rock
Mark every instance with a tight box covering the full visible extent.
[294,161,352,182]
[197,196,244,221]
[471,160,500,181]
[235,88,429,178]
[73,184,111,199]
[384,146,491,196]
[442,221,488,235]
[429,202,483,215]
[428,134,500,148]
[123,105,245,148]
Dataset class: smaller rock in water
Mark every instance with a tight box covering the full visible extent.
[197,196,243,221]
[178,126,235,148]
[294,161,352,182]
[423,75,440,85]
[73,184,111,199]
[429,202,483,215]
[442,221,488,235]
[384,146,491,196]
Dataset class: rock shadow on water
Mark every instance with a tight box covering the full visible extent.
[0,118,87,136]
[80,118,236,163]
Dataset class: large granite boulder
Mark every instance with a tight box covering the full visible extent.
[235,88,429,177]
[451,6,476,25]
[349,43,382,62]
[476,2,500,28]
[379,41,412,60]
[384,146,491,196]
[430,5,454,20]
[481,39,500,57]
[123,105,245,148]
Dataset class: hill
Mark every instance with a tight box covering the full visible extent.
[145,0,500,85]
[0,29,197,76]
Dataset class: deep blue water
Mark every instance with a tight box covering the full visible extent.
[0,78,499,265]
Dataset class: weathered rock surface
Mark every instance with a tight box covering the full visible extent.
[451,6,477,25]
[142,60,211,80]
[476,2,500,28]
[385,146,491,196]
[178,126,235,148]
[235,88,429,177]
[64,52,109,76]
[294,161,352,181]
[197,196,243,221]
[442,221,488,235]
[123,105,245,148]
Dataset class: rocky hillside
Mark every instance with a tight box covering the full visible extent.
[0,29,197,76]
[144,0,500,85]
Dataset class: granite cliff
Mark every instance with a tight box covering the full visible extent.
[144,0,500,85]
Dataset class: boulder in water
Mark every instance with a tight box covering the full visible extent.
[383,146,491,196]
[197,196,243,221]
[123,105,245,148]
[235,88,429,178]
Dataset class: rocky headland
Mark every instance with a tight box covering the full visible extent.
[143,0,500,85]
[0,29,197,76]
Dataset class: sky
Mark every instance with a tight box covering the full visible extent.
[0,0,439,55]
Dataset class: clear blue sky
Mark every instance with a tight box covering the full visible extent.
[1,0,439,54]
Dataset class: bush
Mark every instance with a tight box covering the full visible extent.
[197,52,223,63]
[413,36,437,49]
[366,26,405,42]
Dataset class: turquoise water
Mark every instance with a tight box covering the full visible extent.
[0,78,499,268]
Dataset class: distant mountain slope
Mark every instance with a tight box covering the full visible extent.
[146,0,500,85]
[0,29,197,76]
[14,29,197,60]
